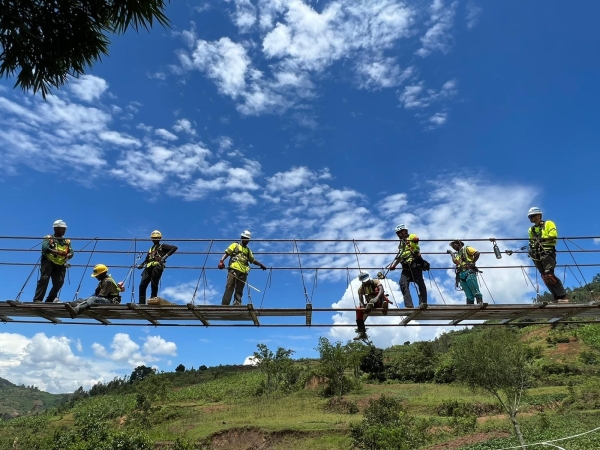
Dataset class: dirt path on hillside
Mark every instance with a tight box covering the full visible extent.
[426,431,511,450]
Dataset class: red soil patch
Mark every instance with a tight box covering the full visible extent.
[203,404,227,413]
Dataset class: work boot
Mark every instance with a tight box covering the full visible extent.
[233,301,243,306]
[52,298,62,303]
[365,301,375,313]
[475,297,483,305]
[65,301,90,319]
[33,300,42,303]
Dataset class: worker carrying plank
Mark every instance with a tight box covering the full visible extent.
[218,230,267,306]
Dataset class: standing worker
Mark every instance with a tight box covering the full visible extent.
[388,224,428,308]
[65,264,122,318]
[138,230,178,304]
[527,207,568,302]
[218,230,267,306]
[354,272,389,341]
[33,220,74,303]
[448,240,483,305]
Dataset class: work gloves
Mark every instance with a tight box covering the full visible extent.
[218,261,225,270]
[260,264,267,271]
[389,265,396,271]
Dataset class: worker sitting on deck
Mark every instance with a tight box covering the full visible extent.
[527,207,568,303]
[218,230,267,306]
[137,230,178,305]
[449,240,483,305]
[65,264,123,318]
[354,272,389,341]
[33,220,74,303]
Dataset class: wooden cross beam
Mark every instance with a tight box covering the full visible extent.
[547,305,599,324]
[401,304,428,326]
[305,303,312,326]
[449,303,488,325]
[83,310,111,325]
[247,304,260,326]
[187,304,210,326]
[0,314,13,322]
[499,302,547,324]
[8,301,62,324]
[127,303,160,325]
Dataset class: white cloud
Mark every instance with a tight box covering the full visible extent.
[179,36,250,98]
[68,75,109,102]
[0,332,121,393]
[594,238,600,245]
[429,112,447,126]
[172,118,197,135]
[416,0,459,57]
[243,355,258,366]
[232,0,258,32]
[161,281,220,305]
[155,128,179,141]
[177,0,416,115]
[143,336,177,356]
[466,1,482,29]
[99,131,142,147]
[399,79,458,110]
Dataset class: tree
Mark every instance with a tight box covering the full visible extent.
[452,328,533,448]
[316,337,353,398]
[175,364,186,373]
[0,0,170,98]
[253,344,295,394]
[346,340,370,378]
[130,365,155,383]
[360,346,386,381]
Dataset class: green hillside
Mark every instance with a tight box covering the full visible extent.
[0,378,69,420]
[1,322,599,450]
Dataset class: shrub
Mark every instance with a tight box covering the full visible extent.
[323,397,359,414]
[350,395,430,450]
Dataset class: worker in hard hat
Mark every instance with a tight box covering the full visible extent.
[527,207,567,302]
[388,224,428,308]
[449,240,483,305]
[137,230,178,304]
[354,272,389,341]
[65,264,123,318]
[33,220,74,303]
[218,230,267,306]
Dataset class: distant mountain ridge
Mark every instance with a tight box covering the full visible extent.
[0,377,69,419]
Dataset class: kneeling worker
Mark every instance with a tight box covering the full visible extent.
[449,240,483,305]
[65,264,122,318]
[218,230,267,306]
[354,272,388,341]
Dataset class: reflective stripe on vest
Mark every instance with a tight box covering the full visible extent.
[146,244,163,267]
[456,246,475,271]
[45,236,71,265]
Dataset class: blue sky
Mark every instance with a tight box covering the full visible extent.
[0,0,599,393]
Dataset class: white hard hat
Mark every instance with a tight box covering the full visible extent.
[358,272,371,282]
[241,230,252,239]
[395,224,407,232]
[53,219,67,229]
[528,207,543,217]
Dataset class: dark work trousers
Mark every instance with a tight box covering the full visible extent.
[221,269,247,306]
[399,263,428,308]
[534,250,566,300]
[139,265,164,304]
[33,257,67,302]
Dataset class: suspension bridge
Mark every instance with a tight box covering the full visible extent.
[1,235,598,327]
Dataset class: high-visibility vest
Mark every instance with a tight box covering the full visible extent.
[398,234,420,264]
[44,236,71,265]
[146,244,163,267]
[226,243,254,274]
[456,246,477,271]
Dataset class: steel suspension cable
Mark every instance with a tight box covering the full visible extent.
[259,268,273,308]
[294,240,310,304]
[72,239,98,301]
[347,268,357,308]
[427,271,447,305]
[562,238,593,295]
[15,256,42,301]
[191,240,213,305]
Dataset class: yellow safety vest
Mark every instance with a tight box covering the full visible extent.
[226,243,254,274]
[45,236,71,265]
[146,244,163,268]
[398,234,420,264]
[456,246,477,271]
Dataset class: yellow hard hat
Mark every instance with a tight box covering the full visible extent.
[150,230,162,239]
[91,264,108,277]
